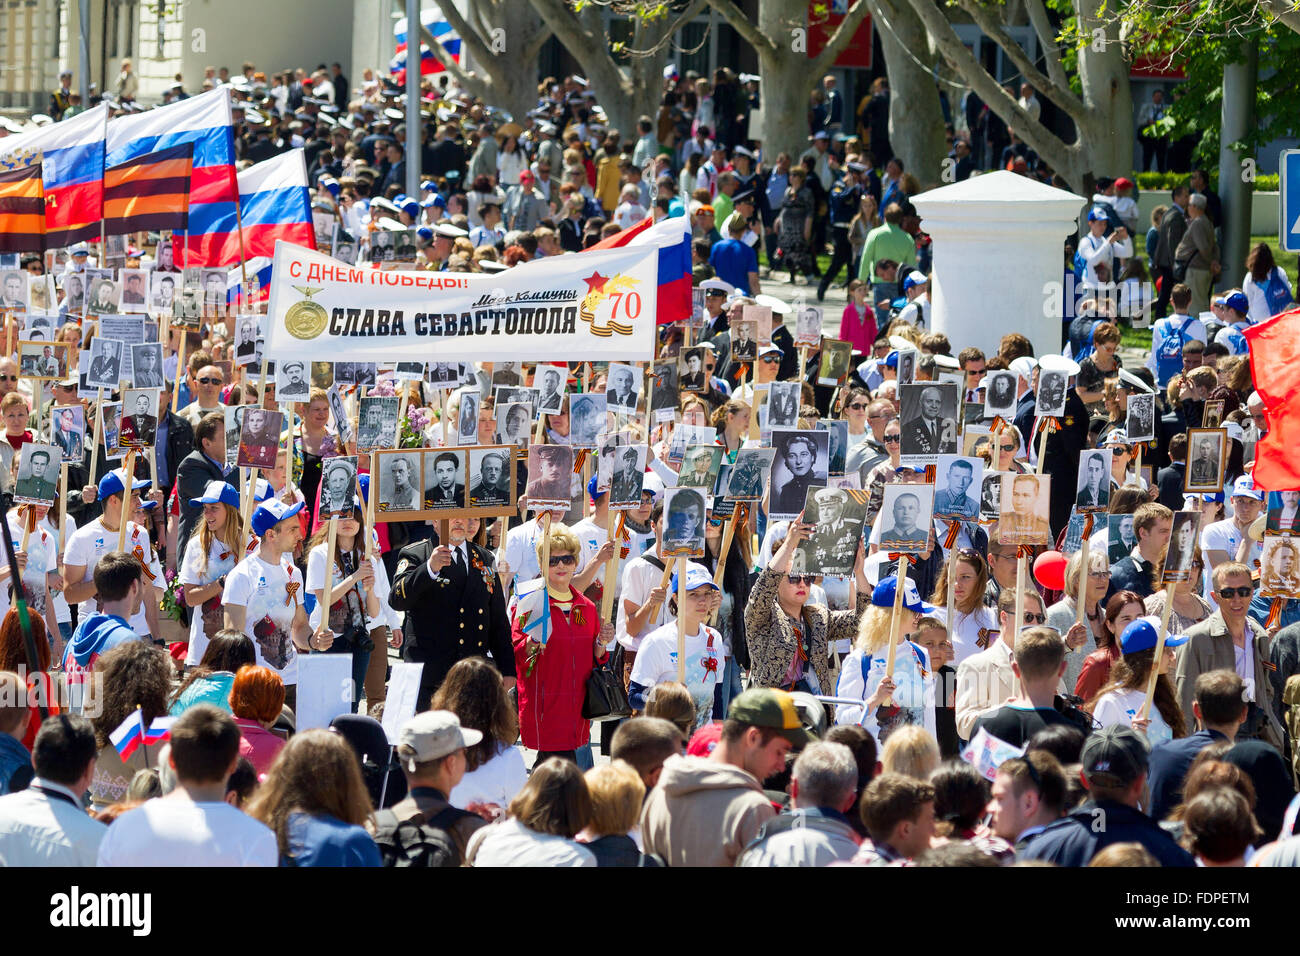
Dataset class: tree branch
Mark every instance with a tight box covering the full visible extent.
[809,0,877,74]
[903,0,1079,179]
[956,0,1085,122]
[622,0,711,56]
[424,2,497,70]
[1260,0,1300,35]
[529,0,628,89]
[707,0,777,55]
[1023,0,1071,91]
[417,23,491,98]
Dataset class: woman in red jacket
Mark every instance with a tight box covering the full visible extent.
[1075,590,1145,702]
[512,522,613,766]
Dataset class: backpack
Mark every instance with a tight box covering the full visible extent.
[1283,675,1300,789]
[373,807,460,868]
[1264,268,1294,316]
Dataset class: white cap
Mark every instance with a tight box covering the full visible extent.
[888,335,915,351]
[1117,368,1153,393]
[1009,356,1038,382]
[699,277,734,294]
[433,222,469,239]
[1038,353,1081,377]
[933,353,960,370]
[753,293,790,315]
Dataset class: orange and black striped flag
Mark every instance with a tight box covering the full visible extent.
[103,141,194,234]
[0,161,45,252]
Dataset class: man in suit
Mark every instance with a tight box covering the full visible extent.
[469,451,510,506]
[934,459,979,519]
[390,516,515,710]
[806,488,858,566]
[769,383,797,426]
[1188,436,1220,488]
[732,322,756,363]
[607,366,638,412]
[15,448,56,501]
[121,272,146,306]
[88,340,121,386]
[1268,490,1300,533]
[882,491,929,550]
[1076,452,1110,510]
[986,371,1016,413]
[537,367,564,412]
[1156,433,1188,511]
[425,452,465,508]
[52,407,83,462]
[175,412,229,567]
[903,386,957,456]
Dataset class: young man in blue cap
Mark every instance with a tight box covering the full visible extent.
[63,469,162,644]
[222,498,323,706]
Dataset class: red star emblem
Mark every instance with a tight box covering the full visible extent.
[582,271,609,294]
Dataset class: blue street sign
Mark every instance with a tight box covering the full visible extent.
[1281,149,1300,253]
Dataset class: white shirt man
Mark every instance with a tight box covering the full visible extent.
[1077,211,1133,287]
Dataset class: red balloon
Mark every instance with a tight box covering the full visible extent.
[1033,550,1068,591]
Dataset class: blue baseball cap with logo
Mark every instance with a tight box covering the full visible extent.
[189,480,240,509]
[1223,291,1249,315]
[671,566,720,594]
[1231,475,1264,501]
[1120,617,1188,655]
[871,575,937,614]
[98,470,151,501]
[251,499,305,536]
[1087,206,1108,222]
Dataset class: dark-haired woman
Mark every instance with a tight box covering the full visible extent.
[169,630,257,715]
[433,657,528,813]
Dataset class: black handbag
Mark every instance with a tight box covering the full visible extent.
[582,642,630,721]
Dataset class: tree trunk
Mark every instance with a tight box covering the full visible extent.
[1073,0,1133,180]
[1219,36,1258,294]
[872,0,948,184]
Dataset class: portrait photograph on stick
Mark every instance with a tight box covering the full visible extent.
[467,447,515,512]
[13,442,60,505]
[1183,428,1227,494]
[377,451,422,515]
[236,407,284,470]
[525,444,574,508]
[118,388,160,449]
[319,455,360,517]
[662,487,706,558]
[899,382,960,463]
[423,449,468,511]
[769,429,829,520]
[998,473,1051,546]
[797,486,869,576]
[1261,535,1300,599]
[726,448,775,501]
[1075,449,1112,512]
[933,454,983,521]
[879,483,934,553]
[1162,511,1202,584]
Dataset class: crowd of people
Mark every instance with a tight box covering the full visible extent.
[0,55,1297,873]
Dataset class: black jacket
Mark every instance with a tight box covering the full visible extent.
[389,538,513,708]
[1018,799,1195,867]
[159,410,194,502]
[1156,461,1186,511]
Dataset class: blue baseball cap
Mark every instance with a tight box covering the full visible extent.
[1223,291,1249,315]
[1198,491,1225,503]
[871,575,937,614]
[416,226,433,241]
[253,478,274,503]
[251,499,304,536]
[902,270,928,292]
[1087,206,1108,222]
[189,480,239,509]
[671,566,720,594]
[586,474,606,500]
[1120,617,1188,655]
[398,198,420,216]
[98,470,151,501]
[883,350,899,369]
[420,180,437,193]
[421,194,446,209]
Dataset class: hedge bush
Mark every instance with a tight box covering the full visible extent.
[1132,171,1278,192]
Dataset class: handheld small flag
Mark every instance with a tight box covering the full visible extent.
[109,708,147,761]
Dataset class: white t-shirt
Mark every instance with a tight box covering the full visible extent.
[177,533,240,666]
[222,552,303,685]
[448,742,529,811]
[304,542,385,632]
[0,513,59,622]
[469,816,595,867]
[630,621,725,730]
[96,795,277,867]
[1091,687,1174,747]
[41,514,73,625]
[932,603,999,666]
[64,517,163,637]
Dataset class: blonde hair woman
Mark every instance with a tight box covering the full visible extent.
[577,760,657,867]
[511,523,614,765]
[880,725,941,780]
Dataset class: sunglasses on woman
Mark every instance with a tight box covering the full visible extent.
[548,554,578,568]
[707,516,725,527]
[786,574,816,586]
[846,402,869,411]
[883,434,901,443]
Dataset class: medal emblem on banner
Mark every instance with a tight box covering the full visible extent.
[579,271,640,338]
[285,285,328,340]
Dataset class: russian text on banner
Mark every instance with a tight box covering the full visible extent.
[264,241,660,364]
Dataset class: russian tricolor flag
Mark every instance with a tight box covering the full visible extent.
[109,709,146,760]
[588,214,691,325]
[391,7,461,83]
[237,150,316,260]
[0,103,109,246]
[107,88,239,267]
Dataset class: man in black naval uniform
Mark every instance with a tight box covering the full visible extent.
[389,516,515,710]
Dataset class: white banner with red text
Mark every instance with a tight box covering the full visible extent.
[264,240,660,363]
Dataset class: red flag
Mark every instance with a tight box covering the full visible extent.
[1244,307,1300,489]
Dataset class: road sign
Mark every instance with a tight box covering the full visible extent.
[1280,149,1300,253]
